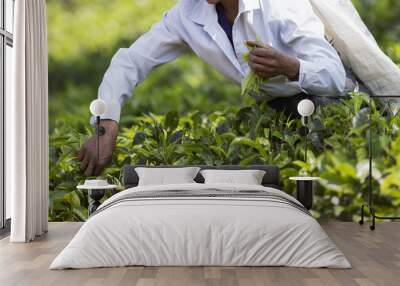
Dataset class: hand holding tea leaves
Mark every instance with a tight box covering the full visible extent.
[242,39,300,96]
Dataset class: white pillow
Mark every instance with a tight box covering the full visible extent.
[135,167,200,186]
[200,169,266,185]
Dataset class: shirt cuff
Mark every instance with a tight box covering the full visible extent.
[298,59,316,93]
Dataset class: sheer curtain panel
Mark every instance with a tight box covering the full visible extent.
[8,0,48,242]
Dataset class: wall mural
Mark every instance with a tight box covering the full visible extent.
[47,0,400,221]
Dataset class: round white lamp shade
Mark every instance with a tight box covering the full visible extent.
[90,99,107,116]
[297,99,315,117]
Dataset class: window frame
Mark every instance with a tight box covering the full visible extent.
[0,0,14,232]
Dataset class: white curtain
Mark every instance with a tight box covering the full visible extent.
[7,0,49,242]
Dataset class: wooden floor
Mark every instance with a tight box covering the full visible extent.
[0,222,399,286]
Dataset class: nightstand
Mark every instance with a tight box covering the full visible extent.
[289,177,320,210]
[77,182,118,216]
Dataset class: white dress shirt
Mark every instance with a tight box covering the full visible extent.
[97,0,346,122]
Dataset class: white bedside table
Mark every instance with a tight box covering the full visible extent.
[289,177,320,210]
[77,182,118,216]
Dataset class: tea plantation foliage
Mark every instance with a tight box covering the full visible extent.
[48,0,400,221]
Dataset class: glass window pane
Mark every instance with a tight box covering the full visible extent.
[0,0,3,30]
[6,0,14,33]
[5,44,13,219]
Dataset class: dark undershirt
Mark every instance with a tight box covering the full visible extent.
[216,3,234,48]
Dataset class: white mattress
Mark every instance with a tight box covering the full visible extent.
[50,183,351,269]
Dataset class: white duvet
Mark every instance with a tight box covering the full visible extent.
[50,183,351,269]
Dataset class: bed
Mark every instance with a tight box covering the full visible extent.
[50,165,351,269]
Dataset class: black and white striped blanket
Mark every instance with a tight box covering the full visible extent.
[92,189,310,217]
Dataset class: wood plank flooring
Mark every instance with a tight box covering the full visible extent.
[0,222,399,286]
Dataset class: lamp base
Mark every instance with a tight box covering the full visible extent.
[89,189,105,215]
[296,180,314,210]
[359,204,400,231]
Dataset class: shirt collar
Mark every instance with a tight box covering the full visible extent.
[185,0,261,25]
[239,0,261,13]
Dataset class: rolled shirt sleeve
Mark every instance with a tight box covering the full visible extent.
[279,0,346,96]
[95,5,186,123]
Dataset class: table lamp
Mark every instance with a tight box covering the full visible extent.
[297,99,315,163]
[77,99,117,216]
[89,99,107,163]
[290,99,318,210]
